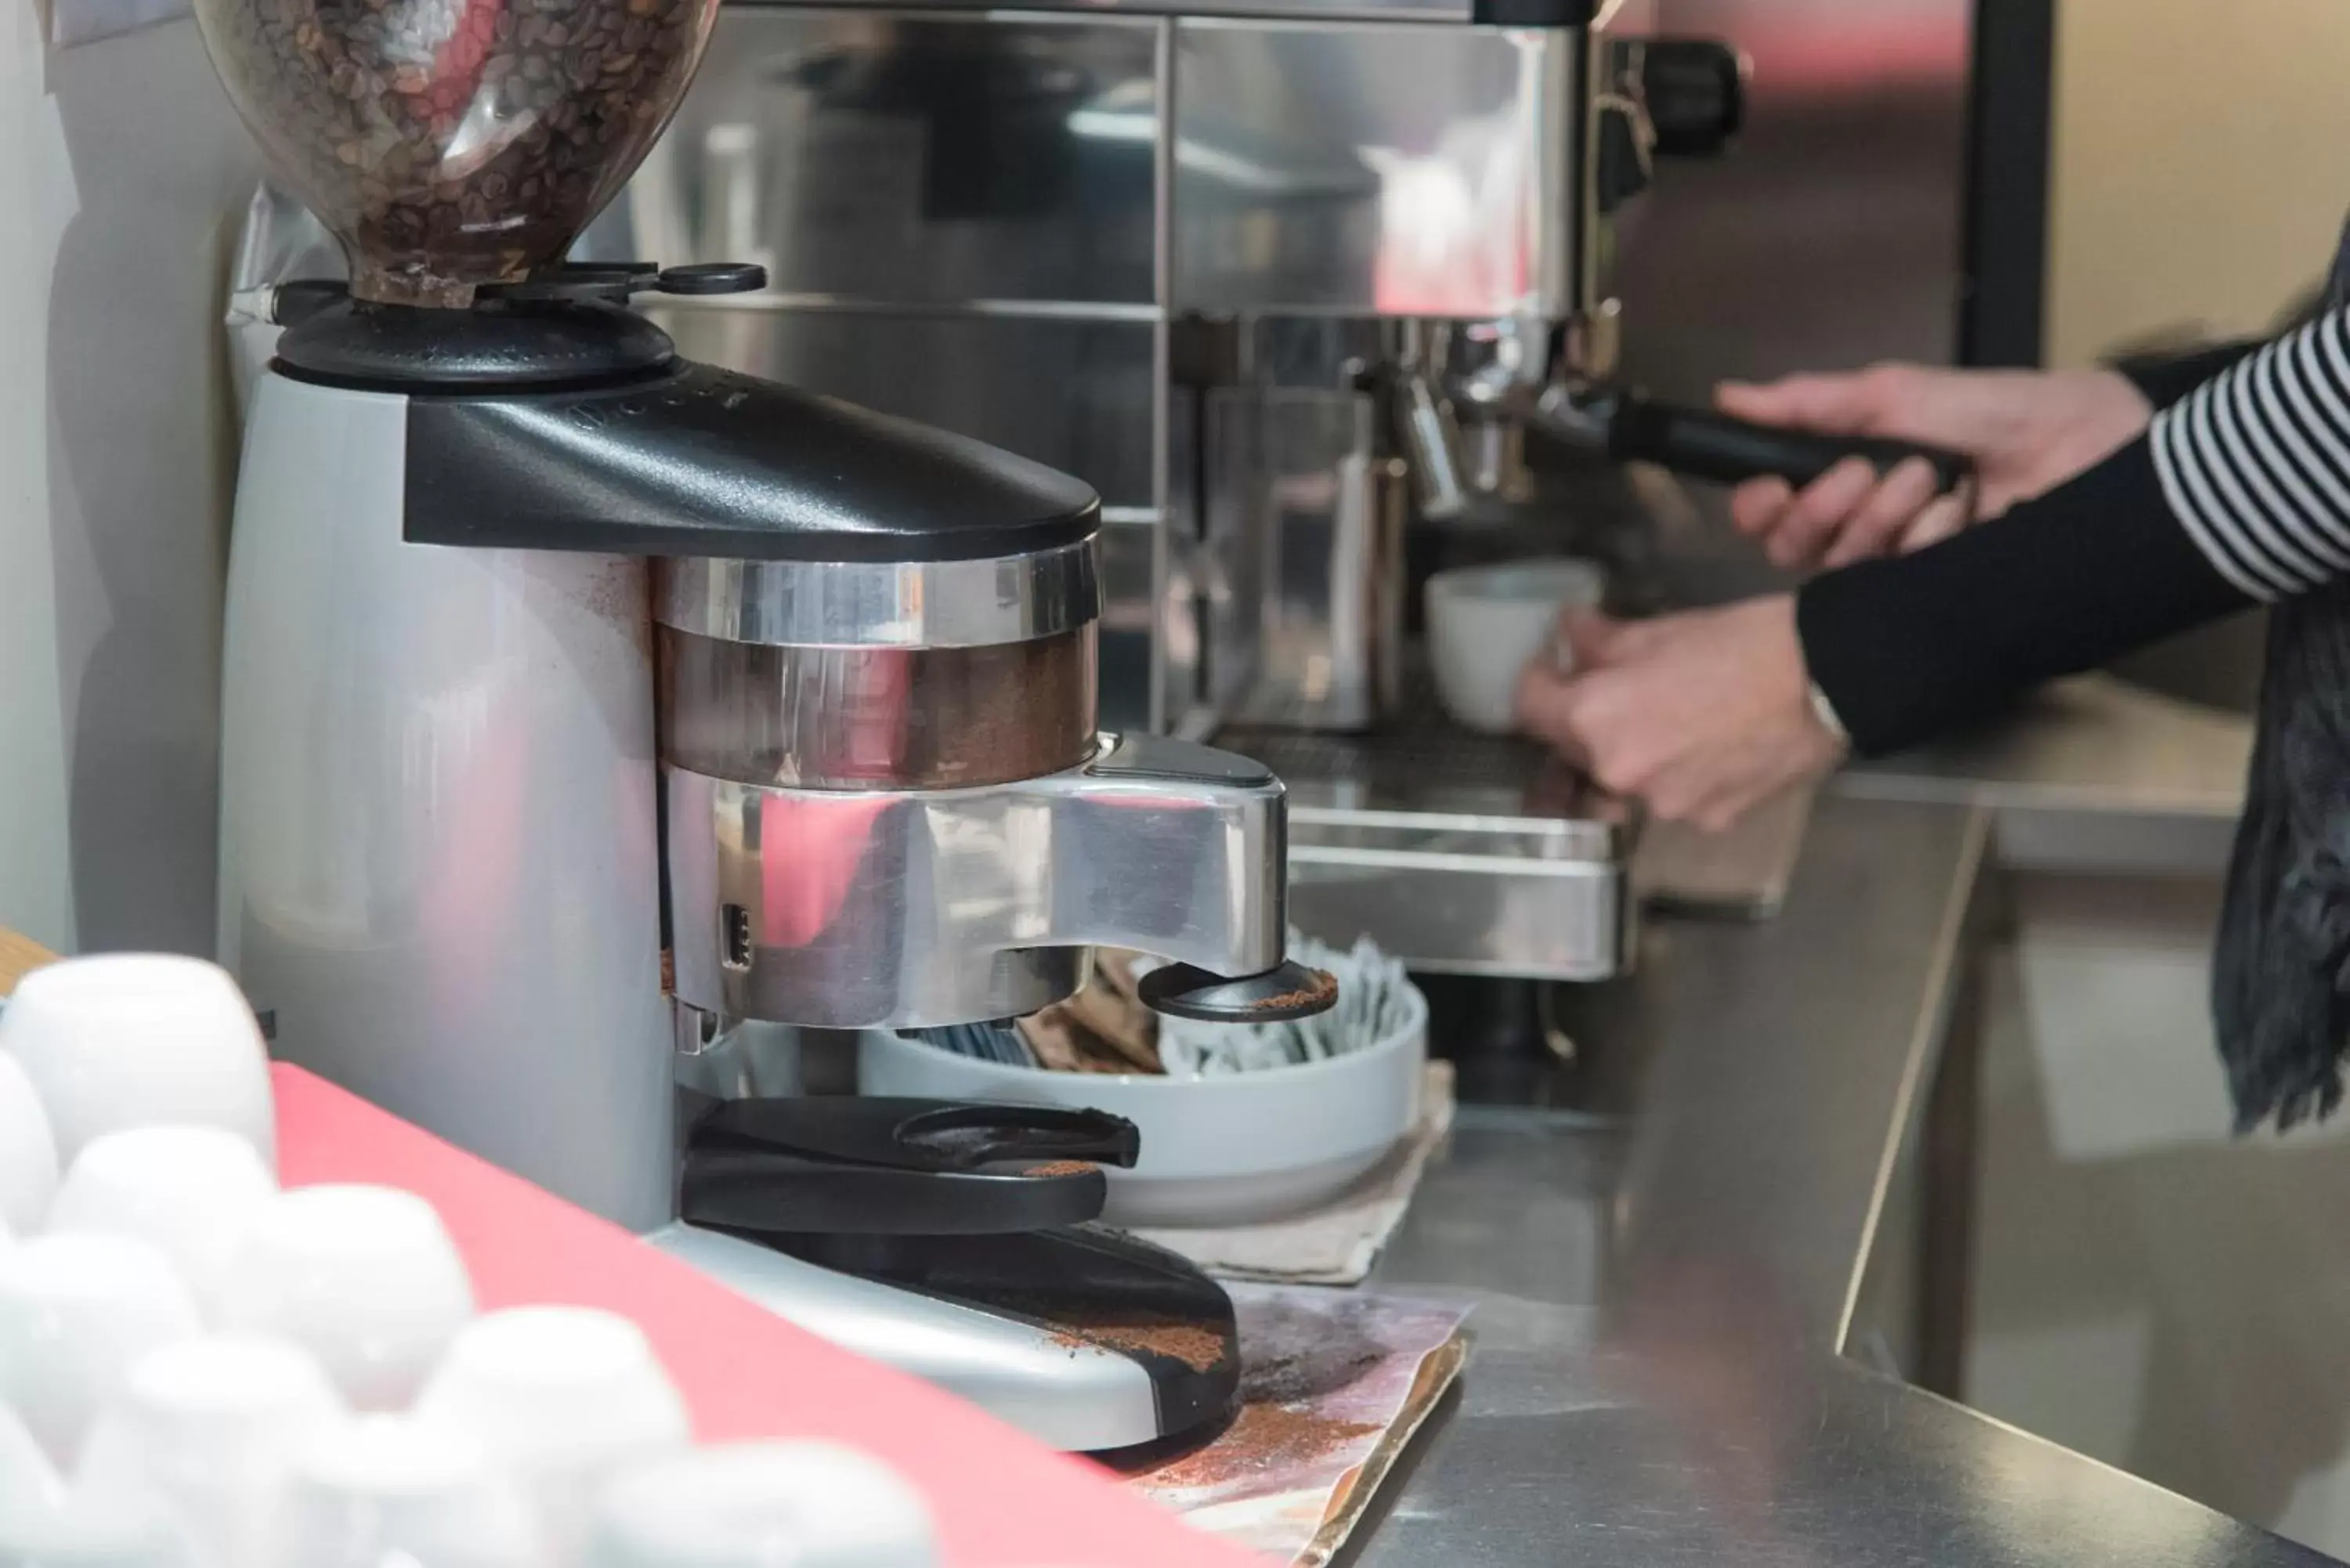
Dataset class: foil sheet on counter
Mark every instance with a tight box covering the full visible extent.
[1115,1286,1471,1566]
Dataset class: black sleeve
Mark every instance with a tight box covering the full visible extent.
[1796,436,2256,757]
[1799,309,2350,757]
[2113,340,2261,410]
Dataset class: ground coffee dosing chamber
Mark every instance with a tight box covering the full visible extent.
[202,0,1330,1452]
[656,550,1308,1036]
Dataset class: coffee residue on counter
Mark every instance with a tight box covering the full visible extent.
[1021,1161,1101,1179]
[1241,1349,1382,1407]
[1138,1403,1381,1493]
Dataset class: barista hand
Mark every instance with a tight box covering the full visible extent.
[1716,365,2153,571]
[1515,596,1842,831]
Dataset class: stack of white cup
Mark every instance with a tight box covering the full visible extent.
[0,956,944,1567]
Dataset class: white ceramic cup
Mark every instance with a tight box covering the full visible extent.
[269,1416,543,1568]
[47,1129,278,1324]
[584,1441,940,1568]
[0,1053,60,1236]
[0,1483,201,1568]
[0,1235,202,1465]
[1424,558,1607,734]
[77,1335,346,1568]
[0,1398,67,1518]
[414,1306,689,1556]
[216,1187,475,1412]
[0,956,275,1173]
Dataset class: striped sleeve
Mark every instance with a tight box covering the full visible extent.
[2150,309,2350,602]
[2117,338,2261,410]
[1797,320,2350,758]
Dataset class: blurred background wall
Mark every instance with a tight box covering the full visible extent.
[2046,0,2350,365]
[0,8,258,957]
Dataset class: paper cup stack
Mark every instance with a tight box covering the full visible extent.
[0,954,942,1566]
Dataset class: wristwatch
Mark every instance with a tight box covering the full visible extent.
[1807,681,1853,755]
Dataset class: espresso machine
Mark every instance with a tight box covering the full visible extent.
[200,0,1335,1452]
[563,0,1969,988]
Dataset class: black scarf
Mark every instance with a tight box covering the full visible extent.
[2210,219,2350,1131]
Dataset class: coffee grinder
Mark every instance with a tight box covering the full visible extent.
[198,0,1332,1451]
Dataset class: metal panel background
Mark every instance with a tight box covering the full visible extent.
[635,10,1162,305]
[608,0,1976,726]
[653,307,1162,511]
[1614,0,1971,395]
[1600,0,1972,611]
[1170,21,1581,318]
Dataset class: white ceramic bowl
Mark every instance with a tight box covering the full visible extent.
[0,955,275,1172]
[859,981,1427,1227]
[1425,558,1606,734]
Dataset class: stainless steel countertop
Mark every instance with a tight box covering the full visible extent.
[1847,674,2253,875]
[1842,672,2265,883]
[1844,674,2251,818]
[1354,793,2327,1567]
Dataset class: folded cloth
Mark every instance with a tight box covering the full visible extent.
[1126,1063,1455,1286]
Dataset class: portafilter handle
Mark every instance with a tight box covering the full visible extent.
[1526,383,1977,502]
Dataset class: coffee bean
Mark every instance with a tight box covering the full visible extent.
[198,0,715,305]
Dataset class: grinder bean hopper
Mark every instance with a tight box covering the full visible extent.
[198,0,1331,1451]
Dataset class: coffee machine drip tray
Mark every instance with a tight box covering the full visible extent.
[1219,703,1636,984]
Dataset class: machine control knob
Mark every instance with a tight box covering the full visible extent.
[1640,38,1749,157]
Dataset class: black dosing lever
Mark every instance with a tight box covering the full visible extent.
[681,1097,1141,1237]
